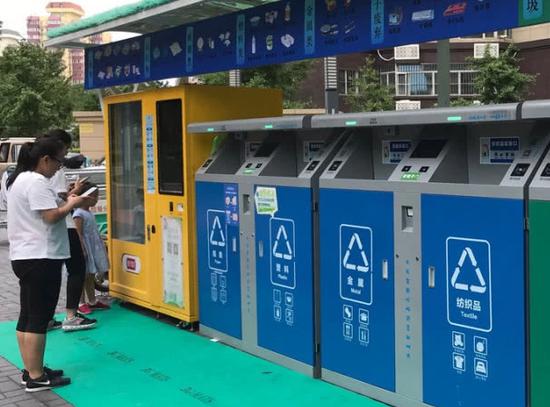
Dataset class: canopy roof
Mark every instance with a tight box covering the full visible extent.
[45,0,276,48]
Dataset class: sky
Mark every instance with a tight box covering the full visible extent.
[1,0,137,38]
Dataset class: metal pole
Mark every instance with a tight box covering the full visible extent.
[437,39,451,107]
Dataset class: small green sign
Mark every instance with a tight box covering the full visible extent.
[519,0,550,25]
[254,187,278,216]
[401,172,421,181]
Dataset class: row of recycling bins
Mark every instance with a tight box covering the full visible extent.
[190,100,550,407]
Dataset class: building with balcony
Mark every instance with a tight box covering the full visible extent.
[26,2,111,84]
[296,24,550,112]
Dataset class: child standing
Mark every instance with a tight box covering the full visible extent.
[73,182,110,314]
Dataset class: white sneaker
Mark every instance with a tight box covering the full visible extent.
[62,312,97,332]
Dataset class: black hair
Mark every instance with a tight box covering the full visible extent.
[44,128,72,148]
[7,137,65,189]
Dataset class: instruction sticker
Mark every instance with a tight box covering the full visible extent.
[224,184,239,225]
[162,216,184,307]
[382,140,412,164]
[303,141,325,163]
[255,187,278,216]
[145,114,155,194]
[480,137,520,165]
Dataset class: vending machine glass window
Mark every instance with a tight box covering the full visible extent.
[157,99,184,195]
[109,101,145,244]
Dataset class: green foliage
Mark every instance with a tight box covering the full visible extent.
[197,60,314,107]
[470,45,536,104]
[70,85,101,111]
[344,56,394,112]
[242,60,314,106]
[0,42,74,137]
[198,72,229,86]
[450,97,474,107]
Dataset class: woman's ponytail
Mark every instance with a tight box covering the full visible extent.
[6,142,34,189]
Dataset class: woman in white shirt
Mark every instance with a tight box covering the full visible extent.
[7,137,88,392]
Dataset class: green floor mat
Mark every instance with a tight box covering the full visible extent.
[0,303,384,407]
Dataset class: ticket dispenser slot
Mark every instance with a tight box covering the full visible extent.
[402,206,414,232]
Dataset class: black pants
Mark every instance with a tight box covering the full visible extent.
[12,259,63,334]
[66,228,86,310]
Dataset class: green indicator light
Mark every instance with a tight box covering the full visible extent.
[207,128,215,132]
[345,121,358,126]
[264,124,274,129]
[447,116,462,122]
[244,169,254,174]
[401,172,420,181]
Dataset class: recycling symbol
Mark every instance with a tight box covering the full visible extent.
[342,233,370,273]
[272,225,293,260]
[451,247,487,294]
[209,216,226,247]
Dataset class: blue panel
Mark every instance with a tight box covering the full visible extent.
[319,188,395,392]
[196,181,242,339]
[255,185,314,366]
[85,0,518,89]
[422,194,526,407]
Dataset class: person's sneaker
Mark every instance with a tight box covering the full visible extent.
[21,366,64,385]
[78,303,92,315]
[47,319,63,331]
[25,373,71,393]
[88,301,110,311]
[62,313,97,332]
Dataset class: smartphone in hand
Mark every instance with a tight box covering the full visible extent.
[80,187,98,197]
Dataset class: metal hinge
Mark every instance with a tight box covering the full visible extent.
[525,217,529,231]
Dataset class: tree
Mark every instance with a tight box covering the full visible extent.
[198,72,229,86]
[70,85,101,111]
[198,60,314,108]
[470,45,536,104]
[344,56,394,112]
[0,42,74,137]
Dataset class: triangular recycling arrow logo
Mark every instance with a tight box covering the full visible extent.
[272,225,293,260]
[451,247,487,294]
[342,233,370,273]
[209,216,226,247]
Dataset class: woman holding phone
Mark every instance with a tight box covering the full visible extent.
[6,137,89,392]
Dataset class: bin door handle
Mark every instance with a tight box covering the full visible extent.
[232,237,237,253]
[258,240,264,258]
[428,266,436,288]
[147,225,151,241]
[382,259,389,280]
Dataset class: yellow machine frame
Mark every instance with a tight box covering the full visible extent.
[104,85,282,322]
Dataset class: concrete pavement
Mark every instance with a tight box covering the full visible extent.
[0,228,73,407]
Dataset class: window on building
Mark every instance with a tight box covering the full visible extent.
[383,63,478,97]
[338,69,359,95]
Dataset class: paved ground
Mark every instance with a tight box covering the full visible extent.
[0,228,73,407]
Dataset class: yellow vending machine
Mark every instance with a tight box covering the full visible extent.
[104,85,281,325]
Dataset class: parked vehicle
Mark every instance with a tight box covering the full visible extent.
[64,166,107,235]
[0,137,35,179]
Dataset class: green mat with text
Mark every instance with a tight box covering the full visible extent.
[0,303,383,407]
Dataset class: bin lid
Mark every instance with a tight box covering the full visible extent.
[311,104,519,128]
[188,115,311,134]
[521,100,550,120]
